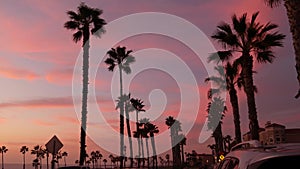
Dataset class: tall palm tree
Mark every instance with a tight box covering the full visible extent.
[205,63,242,143]
[130,97,145,168]
[212,12,285,140]
[61,151,68,167]
[31,145,45,169]
[103,159,107,169]
[178,134,186,166]
[165,154,170,167]
[206,97,227,160]
[264,0,300,98]
[117,93,135,167]
[64,3,106,165]
[146,122,159,169]
[0,146,8,169]
[105,46,135,169]
[140,118,150,168]
[165,116,182,168]
[20,146,29,169]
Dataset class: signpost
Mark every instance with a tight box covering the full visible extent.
[46,135,63,169]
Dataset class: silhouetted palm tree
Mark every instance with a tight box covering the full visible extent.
[146,122,159,169]
[178,134,186,166]
[131,97,145,167]
[264,0,300,98]
[105,46,135,169]
[165,154,170,167]
[165,116,182,168]
[117,93,135,167]
[140,118,150,168]
[206,97,227,160]
[20,146,29,169]
[0,146,8,169]
[223,135,233,153]
[205,63,242,143]
[103,159,107,169]
[62,151,68,167]
[32,159,40,169]
[212,12,285,140]
[64,3,106,165]
[31,145,45,169]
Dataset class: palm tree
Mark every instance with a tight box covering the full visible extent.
[105,46,135,169]
[32,159,40,169]
[165,154,170,167]
[103,159,107,169]
[206,97,227,160]
[0,146,8,169]
[31,145,45,169]
[264,0,300,98]
[130,97,145,168]
[223,135,233,153]
[20,146,29,169]
[61,151,68,167]
[205,63,242,143]
[165,116,182,168]
[178,134,186,166]
[140,118,150,168]
[212,12,285,140]
[117,93,135,167]
[95,150,102,168]
[146,122,159,169]
[64,3,106,165]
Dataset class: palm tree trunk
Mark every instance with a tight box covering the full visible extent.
[145,138,150,169]
[229,86,242,143]
[80,27,90,166]
[181,144,184,166]
[242,55,260,140]
[23,154,25,169]
[136,111,141,168]
[125,105,134,168]
[2,152,4,169]
[150,135,157,169]
[118,64,125,169]
[141,137,145,167]
[283,0,300,97]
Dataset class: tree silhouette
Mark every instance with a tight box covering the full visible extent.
[64,2,106,165]
[61,151,68,167]
[103,159,107,169]
[31,145,45,169]
[130,97,145,168]
[205,63,242,143]
[105,46,135,169]
[0,146,8,169]
[145,122,159,169]
[206,97,226,160]
[165,116,182,168]
[264,0,300,98]
[212,12,285,140]
[139,118,150,168]
[20,146,29,169]
[117,93,135,167]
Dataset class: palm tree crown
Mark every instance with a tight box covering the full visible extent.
[64,2,106,43]
[105,46,135,73]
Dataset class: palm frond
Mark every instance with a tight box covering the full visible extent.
[256,50,275,63]
[73,30,83,43]
[64,20,80,30]
[66,10,80,20]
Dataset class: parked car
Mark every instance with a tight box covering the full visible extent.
[58,166,90,169]
[216,143,300,169]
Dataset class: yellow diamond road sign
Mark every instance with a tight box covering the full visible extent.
[45,135,63,155]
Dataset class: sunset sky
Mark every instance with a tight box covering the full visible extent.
[0,0,299,165]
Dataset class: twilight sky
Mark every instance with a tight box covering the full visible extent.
[0,0,299,164]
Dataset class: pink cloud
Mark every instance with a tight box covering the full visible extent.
[0,66,40,80]
[0,96,74,108]
[55,115,79,125]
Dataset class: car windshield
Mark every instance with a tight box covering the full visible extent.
[248,155,300,169]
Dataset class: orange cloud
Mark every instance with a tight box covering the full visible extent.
[33,119,56,126]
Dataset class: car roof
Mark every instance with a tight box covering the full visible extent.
[225,143,300,168]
